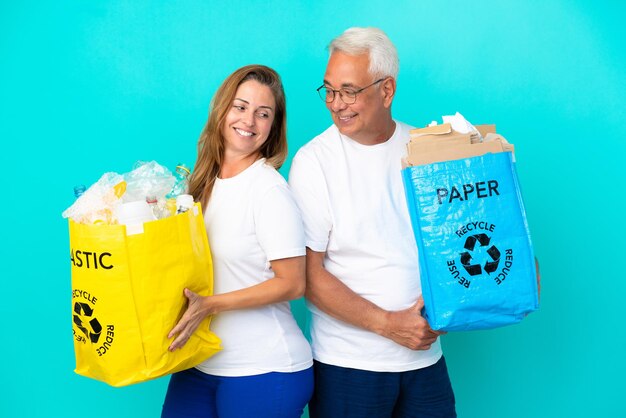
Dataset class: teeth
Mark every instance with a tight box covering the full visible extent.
[235,128,254,137]
[339,115,355,121]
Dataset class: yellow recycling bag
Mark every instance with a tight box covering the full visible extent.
[69,203,221,387]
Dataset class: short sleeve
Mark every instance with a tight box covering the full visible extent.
[254,183,306,261]
[288,150,332,252]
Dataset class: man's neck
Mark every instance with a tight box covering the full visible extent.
[350,118,396,146]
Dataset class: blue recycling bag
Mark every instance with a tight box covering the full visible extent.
[402,151,539,331]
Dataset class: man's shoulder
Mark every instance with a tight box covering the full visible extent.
[293,124,339,163]
[395,120,415,135]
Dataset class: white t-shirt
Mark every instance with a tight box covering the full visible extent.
[288,121,442,372]
[195,159,313,377]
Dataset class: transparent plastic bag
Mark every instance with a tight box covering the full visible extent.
[122,161,176,203]
[62,172,126,224]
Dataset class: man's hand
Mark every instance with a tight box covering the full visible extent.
[379,296,444,350]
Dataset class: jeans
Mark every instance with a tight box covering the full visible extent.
[309,356,456,418]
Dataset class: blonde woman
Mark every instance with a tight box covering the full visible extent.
[162,65,313,418]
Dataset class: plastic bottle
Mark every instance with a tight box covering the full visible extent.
[166,198,177,216]
[146,195,168,219]
[176,194,194,214]
[116,200,156,234]
[74,185,87,199]
[168,163,191,198]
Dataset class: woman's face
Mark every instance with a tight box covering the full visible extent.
[221,80,276,159]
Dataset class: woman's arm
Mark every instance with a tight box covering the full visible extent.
[167,255,305,351]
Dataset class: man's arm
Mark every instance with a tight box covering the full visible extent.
[306,248,442,351]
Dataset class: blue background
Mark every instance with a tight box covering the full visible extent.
[1,1,625,417]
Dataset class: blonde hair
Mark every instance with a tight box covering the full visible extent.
[189,65,288,208]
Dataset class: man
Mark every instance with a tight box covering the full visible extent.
[288,27,457,417]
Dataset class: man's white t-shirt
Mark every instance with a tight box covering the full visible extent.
[195,158,313,377]
[288,121,442,372]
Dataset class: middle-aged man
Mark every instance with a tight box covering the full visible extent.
[288,27,457,417]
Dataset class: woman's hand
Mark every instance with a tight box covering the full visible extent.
[167,288,212,352]
[167,256,305,352]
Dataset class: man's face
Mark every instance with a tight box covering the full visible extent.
[323,51,392,144]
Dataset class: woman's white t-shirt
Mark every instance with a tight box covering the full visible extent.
[195,159,312,377]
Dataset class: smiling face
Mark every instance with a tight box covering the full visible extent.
[323,51,395,145]
[221,79,276,159]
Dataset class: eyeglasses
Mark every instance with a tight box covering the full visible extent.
[316,78,386,104]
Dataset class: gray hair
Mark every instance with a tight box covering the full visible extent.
[328,27,399,79]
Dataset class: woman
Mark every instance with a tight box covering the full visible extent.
[162,65,313,418]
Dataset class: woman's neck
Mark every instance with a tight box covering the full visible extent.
[219,151,261,179]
